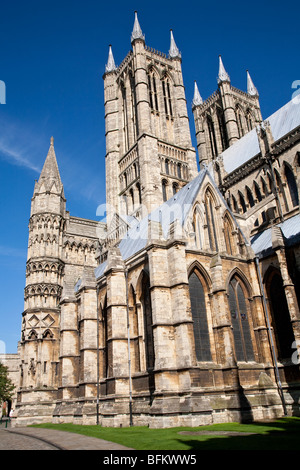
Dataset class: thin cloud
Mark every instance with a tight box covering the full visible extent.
[0,245,27,258]
[0,139,41,173]
[0,116,105,207]
[0,116,42,173]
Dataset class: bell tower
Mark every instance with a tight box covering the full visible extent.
[103,12,198,229]
[18,137,65,414]
[192,56,262,170]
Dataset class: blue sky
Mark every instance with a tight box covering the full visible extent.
[0,0,299,353]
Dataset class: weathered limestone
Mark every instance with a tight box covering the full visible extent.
[14,13,300,428]
[103,13,197,231]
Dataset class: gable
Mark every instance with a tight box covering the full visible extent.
[221,98,300,174]
[95,168,247,279]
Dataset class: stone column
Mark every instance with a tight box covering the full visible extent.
[166,221,194,389]
[103,67,120,227]
[272,227,300,345]
[146,220,177,390]
[104,248,129,396]
[218,81,239,146]
[210,253,236,367]
[247,256,275,365]
[77,280,98,399]
[193,112,208,168]
[59,297,79,400]
[170,56,192,148]
[132,38,151,137]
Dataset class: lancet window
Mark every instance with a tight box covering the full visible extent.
[217,108,229,151]
[148,69,159,113]
[204,189,218,251]
[265,270,296,360]
[207,115,218,158]
[162,75,173,117]
[224,214,234,255]
[188,271,212,362]
[228,276,255,362]
[284,163,299,207]
[162,179,168,202]
[235,105,245,137]
[141,273,155,370]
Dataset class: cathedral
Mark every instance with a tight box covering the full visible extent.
[14,12,300,427]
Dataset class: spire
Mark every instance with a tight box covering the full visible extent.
[218,55,230,83]
[131,11,145,43]
[247,70,259,96]
[168,30,181,59]
[37,137,62,190]
[192,81,203,107]
[105,45,117,73]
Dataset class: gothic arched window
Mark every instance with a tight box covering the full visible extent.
[172,182,178,195]
[266,270,295,360]
[232,195,239,213]
[129,72,138,139]
[141,273,155,370]
[207,115,218,157]
[246,109,253,131]
[217,108,229,151]
[254,182,262,202]
[204,189,218,251]
[235,106,245,137]
[129,286,141,373]
[188,271,212,362]
[148,68,159,112]
[162,75,173,117]
[267,172,274,192]
[239,191,247,213]
[162,179,168,202]
[228,276,255,362]
[121,82,129,151]
[177,163,182,179]
[100,298,109,378]
[246,187,255,208]
[192,207,203,249]
[284,163,299,207]
[275,168,288,212]
[130,188,134,208]
[261,177,268,196]
[224,215,234,255]
[136,182,142,205]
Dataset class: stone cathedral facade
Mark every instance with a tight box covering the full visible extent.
[15,13,300,427]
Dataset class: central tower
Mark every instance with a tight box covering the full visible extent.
[103,12,198,229]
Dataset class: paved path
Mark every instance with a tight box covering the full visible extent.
[0,428,59,450]
[0,424,133,450]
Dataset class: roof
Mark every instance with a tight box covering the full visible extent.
[95,169,208,278]
[222,98,300,174]
[119,169,207,260]
[38,137,62,185]
[251,213,300,258]
[94,261,107,280]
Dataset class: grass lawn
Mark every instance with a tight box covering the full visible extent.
[32,417,300,450]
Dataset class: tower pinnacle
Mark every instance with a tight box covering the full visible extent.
[192,81,203,107]
[36,137,62,190]
[105,45,117,73]
[218,56,230,83]
[131,11,145,43]
[169,30,181,59]
[247,70,259,96]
